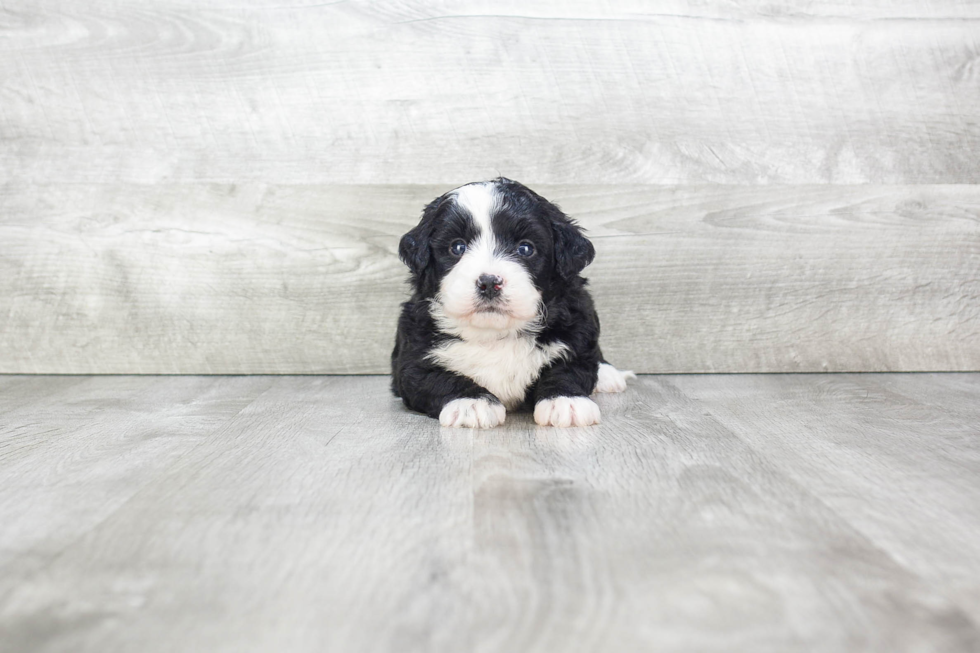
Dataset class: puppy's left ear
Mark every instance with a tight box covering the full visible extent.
[551,214,595,279]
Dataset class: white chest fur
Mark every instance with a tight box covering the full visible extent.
[427,336,569,410]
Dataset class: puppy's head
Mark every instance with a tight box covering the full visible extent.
[399,178,595,337]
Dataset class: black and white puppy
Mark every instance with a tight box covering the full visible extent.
[391,178,633,428]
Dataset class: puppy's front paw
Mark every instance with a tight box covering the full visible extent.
[534,396,601,427]
[439,397,506,428]
[595,363,635,393]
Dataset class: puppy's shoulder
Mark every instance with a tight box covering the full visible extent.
[397,297,434,328]
[539,282,600,353]
[396,298,459,355]
[547,280,599,324]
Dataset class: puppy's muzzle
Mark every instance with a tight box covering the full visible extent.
[476,274,504,301]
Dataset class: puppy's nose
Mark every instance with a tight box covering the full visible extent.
[476,274,504,300]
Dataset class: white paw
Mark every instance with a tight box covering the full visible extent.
[595,363,635,394]
[534,396,601,427]
[439,397,506,428]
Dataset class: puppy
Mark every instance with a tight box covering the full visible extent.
[391,178,633,428]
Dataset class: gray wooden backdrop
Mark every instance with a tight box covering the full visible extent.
[2,1,978,374]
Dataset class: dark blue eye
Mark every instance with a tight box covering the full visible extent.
[450,240,466,257]
[517,241,535,257]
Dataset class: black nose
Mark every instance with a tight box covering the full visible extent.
[476,274,504,300]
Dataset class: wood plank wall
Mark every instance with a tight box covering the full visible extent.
[1,1,978,373]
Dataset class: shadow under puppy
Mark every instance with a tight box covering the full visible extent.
[392,178,633,428]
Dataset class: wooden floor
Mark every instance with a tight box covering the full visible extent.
[1,374,978,652]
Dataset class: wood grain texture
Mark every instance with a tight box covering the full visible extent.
[1,374,979,652]
[670,372,980,625]
[1,1,979,185]
[3,1,979,373]
[0,375,275,592]
[2,183,978,373]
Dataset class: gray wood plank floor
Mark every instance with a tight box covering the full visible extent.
[1,374,978,652]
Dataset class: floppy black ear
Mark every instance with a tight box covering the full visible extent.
[513,181,596,279]
[552,217,595,279]
[398,225,430,275]
[398,197,441,275]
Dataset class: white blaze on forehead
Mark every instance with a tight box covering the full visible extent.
[451,181,499,246]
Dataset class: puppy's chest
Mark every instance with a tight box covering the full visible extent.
[428,337,568,409]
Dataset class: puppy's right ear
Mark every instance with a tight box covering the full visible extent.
[398,226,430,275]
[398,196,441,275]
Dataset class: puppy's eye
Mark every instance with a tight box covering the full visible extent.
[516,241,535,257]
[450,240,467,257]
